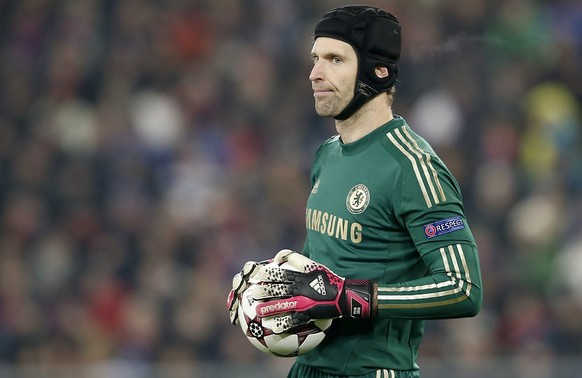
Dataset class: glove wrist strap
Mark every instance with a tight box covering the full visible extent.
[341,280,374,318]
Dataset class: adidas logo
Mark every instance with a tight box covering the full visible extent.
[311,179,320,194]
[309,275,327,296]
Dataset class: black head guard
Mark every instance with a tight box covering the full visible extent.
[314,5,401,120]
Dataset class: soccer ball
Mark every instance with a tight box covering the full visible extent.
[237,261,333,357]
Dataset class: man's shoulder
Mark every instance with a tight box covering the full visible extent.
[382,119,438,161]
[314,134,341,154]
[322,134,341,146]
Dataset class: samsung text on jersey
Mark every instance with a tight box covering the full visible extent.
[306,208,363,244]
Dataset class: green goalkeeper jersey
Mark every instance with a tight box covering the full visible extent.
[298,116,483,375]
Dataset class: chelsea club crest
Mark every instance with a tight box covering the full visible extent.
[346,184,370,214]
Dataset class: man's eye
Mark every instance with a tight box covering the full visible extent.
[332,57,342,64]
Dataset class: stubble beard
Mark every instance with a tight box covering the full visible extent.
[314,100,336,117]
[314,94,349,118]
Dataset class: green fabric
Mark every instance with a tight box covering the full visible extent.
[298,117,482,375]
[288,362,419,378]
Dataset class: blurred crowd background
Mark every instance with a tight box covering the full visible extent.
[0,0,581,377]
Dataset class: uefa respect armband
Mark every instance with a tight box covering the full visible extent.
[423,216,465,239]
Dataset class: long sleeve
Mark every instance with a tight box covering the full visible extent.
[375,242,482,319]
[377,123,483,319]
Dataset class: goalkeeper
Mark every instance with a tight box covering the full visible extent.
[228,5,482,378]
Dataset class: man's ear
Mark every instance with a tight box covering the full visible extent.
[375,66,389,79]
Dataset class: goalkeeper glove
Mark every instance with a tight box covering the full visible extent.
[250,251,376,332]
[226,250,297,325]
[226,259,270,325]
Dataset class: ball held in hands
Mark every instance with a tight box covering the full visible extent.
[252,251,375,331]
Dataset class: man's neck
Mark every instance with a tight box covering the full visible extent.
[335,98,393,144]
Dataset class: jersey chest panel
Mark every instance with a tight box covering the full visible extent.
[305,141,421,280]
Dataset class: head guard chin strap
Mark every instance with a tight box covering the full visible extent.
[314,5,401,120]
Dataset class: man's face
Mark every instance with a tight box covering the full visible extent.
[309,37,358,118]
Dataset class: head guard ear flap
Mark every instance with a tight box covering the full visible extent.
[314,5,401,120]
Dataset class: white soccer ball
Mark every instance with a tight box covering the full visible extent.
[237,261,333,357]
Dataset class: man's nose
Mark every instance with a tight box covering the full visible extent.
[309,62,324,82]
